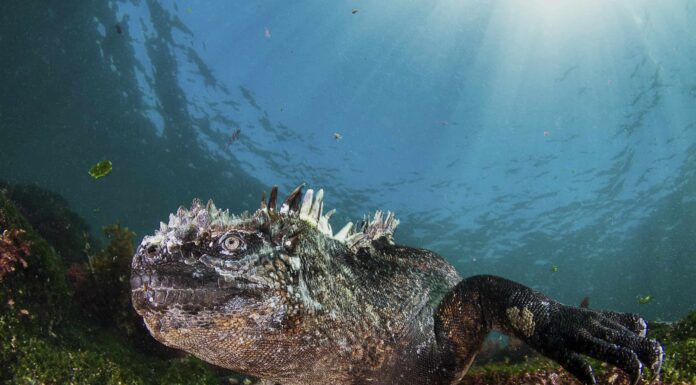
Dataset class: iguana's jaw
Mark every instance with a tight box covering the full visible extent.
[130,245,269,317]
[130,269,242,313]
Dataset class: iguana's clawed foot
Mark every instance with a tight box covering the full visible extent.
[532,306,663,385]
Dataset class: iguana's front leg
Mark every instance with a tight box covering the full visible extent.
[435,275,664,385]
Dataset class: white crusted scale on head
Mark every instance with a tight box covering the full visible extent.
[153,184,400,251]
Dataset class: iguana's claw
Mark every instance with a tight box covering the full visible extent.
[549,349,597,384]
[532,307,663,385]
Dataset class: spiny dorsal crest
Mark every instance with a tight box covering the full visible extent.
[156,184,400,249]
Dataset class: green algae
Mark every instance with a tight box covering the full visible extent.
[76,223,141,335]
[88,160,113,179]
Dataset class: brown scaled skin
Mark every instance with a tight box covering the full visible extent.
[131,186,663,385]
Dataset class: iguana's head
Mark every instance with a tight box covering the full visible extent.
[130,184,398,372]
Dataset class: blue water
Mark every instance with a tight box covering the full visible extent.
[1,0,694,321]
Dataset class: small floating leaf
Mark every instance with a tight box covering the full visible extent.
[550,264,558,273]
[637,295,652,305]
[88,160,113,179]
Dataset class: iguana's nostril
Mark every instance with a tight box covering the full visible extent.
[146,244,159,255]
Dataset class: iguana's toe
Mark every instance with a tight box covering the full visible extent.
[592,318,664,378]
[548,349,596,385]
[599,310,648,337]
[575,330,644,385]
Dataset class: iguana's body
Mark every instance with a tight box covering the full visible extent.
[131,185,663,385]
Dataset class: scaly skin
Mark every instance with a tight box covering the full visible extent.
[131,185,663,385]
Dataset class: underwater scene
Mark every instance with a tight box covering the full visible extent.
[1,1,695,384]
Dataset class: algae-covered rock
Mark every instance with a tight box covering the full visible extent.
[0,181,97,265]
[0,186,222,385]
[0,192,72,327]
[648,313,696,384]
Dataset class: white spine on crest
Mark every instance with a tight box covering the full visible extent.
[162,186,399,248]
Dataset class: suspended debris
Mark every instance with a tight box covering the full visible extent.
[226,128,242,148]
[88,160,113,179]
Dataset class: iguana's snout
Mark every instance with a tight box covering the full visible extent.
[130,239,227,314]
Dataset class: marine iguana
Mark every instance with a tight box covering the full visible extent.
[131,185,664,385]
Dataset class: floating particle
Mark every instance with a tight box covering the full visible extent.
[334,132,343,141]
[226,128,242,148]
[637,295,652,305]
[186,6,192,13]
[543,130,551,137]
[579,296,590,308]
[550,264,558,273]
[264,26,271,39]
[19,309,29,316]
[352,9,359,14]
[88,160,113,179]
[115,24,123,34]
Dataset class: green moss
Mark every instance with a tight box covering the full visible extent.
[648,311,696,384]
[2,326,219,385]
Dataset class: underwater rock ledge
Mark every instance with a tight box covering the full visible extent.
[0,184,694,385]
[0,185,225,384]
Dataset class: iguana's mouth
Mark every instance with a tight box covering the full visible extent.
[130,271,259,312]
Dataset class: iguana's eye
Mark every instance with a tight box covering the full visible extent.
[220,234,244,252]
